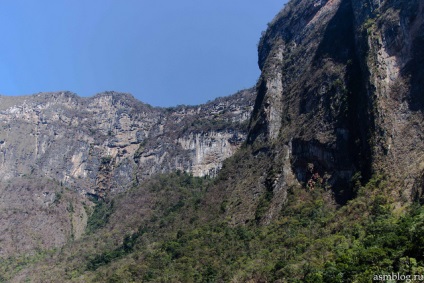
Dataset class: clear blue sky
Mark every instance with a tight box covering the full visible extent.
[0,1,286,107]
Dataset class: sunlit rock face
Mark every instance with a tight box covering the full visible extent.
[0,89,255,197]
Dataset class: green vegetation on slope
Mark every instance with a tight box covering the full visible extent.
[85,198,115,234]
[3,172,423,282]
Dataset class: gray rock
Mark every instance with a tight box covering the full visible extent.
[0,89,255,197]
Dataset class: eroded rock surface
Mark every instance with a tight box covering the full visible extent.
[0,89,254,197]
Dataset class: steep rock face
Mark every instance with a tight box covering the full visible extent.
[0,92,161,197]
[239,0,424,223]
[132,89,253,185]
[176,131,243,176]
[0,89,254,197]
[351,0,424,201]
[249,0,361,205]
[0,89,254,257]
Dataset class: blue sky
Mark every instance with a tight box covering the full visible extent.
[0,1,286,107]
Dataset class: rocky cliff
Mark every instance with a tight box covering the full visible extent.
[0,89,254,256]
[0,89,254,197]
[2,0,424,281]
[246,0,424,208]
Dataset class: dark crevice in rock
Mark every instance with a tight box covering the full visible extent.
[247,78,269,144]
[404,26,424,111]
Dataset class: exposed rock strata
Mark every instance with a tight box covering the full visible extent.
[0,89,254,197]
[228,0,424,224]
[0,89,254,257]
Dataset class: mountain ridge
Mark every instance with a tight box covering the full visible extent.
[1,0,424,281]
[0,88,255,197]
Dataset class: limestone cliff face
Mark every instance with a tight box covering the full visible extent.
[0,89,254,197]
[132,89,252,184]
[0,89,254,256]
[247,0,424,208]
[351,0,424,202]
[1,0,422,257]
[0,91,160,197]
[249,0,362,207]
[176,131,243,176]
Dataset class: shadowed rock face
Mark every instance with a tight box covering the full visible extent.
[246,0,424,205]
[0,89,255,197]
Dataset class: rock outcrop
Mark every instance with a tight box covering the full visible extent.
[0,89,254,257]
[0,89,254,197]
[1,0,423,261]
[207,0,424,226]
[246,0,424,212]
